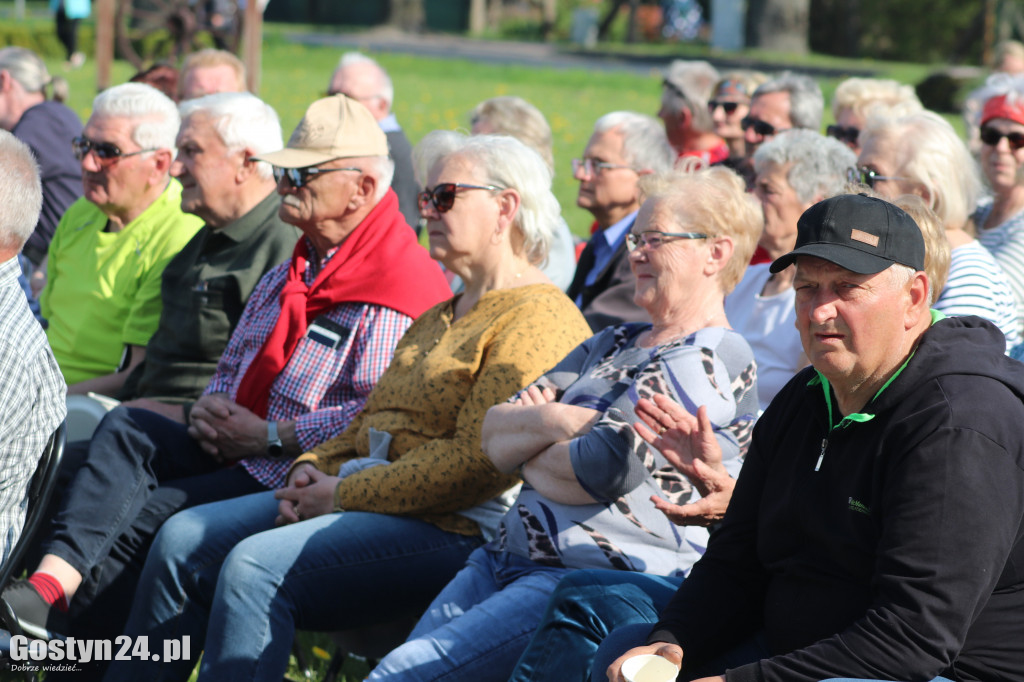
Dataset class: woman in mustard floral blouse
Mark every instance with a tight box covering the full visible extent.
[109,132,593,682]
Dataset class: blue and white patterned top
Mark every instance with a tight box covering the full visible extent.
[490,323,758,578]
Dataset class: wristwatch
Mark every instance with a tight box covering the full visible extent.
[266,421,285,460]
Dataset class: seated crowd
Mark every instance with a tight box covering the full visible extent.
[0,43,1022,682]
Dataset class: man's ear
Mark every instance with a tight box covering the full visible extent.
[906,270,931,327]
[350,171,379,210]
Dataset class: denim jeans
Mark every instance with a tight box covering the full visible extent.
[509,569,683,682]
[105,491,483,682]
[34,406,264,681]
[368,547,572,682]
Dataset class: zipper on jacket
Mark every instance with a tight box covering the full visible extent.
[815,438,827,472]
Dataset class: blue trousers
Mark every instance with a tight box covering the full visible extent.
[105,491,483,682]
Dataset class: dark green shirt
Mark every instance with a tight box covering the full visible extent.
[119,191,300,402]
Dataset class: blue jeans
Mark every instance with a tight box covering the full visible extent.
[509,569,683,682]
[368,547,571,682]
[104,491,483,682]
[35,406,264,681]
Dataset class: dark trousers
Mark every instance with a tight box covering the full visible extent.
[54,4,79,59]
[34,406,266,680]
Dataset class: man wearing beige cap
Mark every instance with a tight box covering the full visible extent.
[2,95,450,670]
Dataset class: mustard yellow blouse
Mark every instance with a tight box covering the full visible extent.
[292,283,592,536]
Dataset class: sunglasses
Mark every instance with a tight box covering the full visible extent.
[847,166,910,189]
[741,117,788,138]
[826,124,860,146]
[418,182,505,214]
[571,158,635,178]
[979,125,1024,151]
[626,230,708,251]
[72,136,156,166]
[708,100,741,115]
[272,165,362,189]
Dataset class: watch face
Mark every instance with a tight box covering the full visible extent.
[267,444,285,460]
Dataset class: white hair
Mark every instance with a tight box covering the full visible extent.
[0,130,41,251]
[179,92,283,181]
[92,82,180,153]
[593,111,676,173]
[0,47,68,102]
[336,52,394,106]
[753,130,857,203]
[413,130,560,266]
[754,72,824,131]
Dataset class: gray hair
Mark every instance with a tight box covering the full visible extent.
[593,111,675,173]
[413,130,560,265]
[831,77,922,123]
[754,72,824,131]
[0,47,67,103]
[179,92,283,181]
[469,96,554,173]
[753,130,857,203]
[92,83,180,153]
[662,60,720,133]
[860,111,982,230]
[360,155,395,202]
[336,52,394,107]
[0,130,41,251]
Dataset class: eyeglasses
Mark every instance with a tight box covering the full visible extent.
[71,136,156,166]
[847,166,910,189]
[708,100,741,115]
[272,165,362,189]
[741,117,789,138]
[626,230,708,251]
[979,125,1024,151]
[826,124,860,146]
[417,182,505,213]
[571,158,635,178]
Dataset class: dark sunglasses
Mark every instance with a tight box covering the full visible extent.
[272,165,362,189]
[741,117,787,138]
[71,136,156,166]
[980,125,1024,151]
[708,100,740,115]
[418,182,505,214]
[826,124,860,146]
[847,166,910,189]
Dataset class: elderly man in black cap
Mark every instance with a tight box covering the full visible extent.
[603,193,1024,682]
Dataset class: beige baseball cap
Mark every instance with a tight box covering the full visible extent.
[253,94,388,168]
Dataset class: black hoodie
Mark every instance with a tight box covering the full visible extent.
[650,316,1024,682]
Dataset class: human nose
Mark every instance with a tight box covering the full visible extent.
[573,160,591,181]
[805,290,839,326]
[744,126,761,144]
[79,148,102,173]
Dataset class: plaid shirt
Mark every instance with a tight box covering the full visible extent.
[0,257,66,564]
[205,239,413,488]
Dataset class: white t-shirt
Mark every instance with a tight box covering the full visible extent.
[725,263,805,410]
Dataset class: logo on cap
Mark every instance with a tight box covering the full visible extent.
[850,229,879,247]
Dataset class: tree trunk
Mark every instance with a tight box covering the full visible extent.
[746,0,810,54]
[388,0,425,32]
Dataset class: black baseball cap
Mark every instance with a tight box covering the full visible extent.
[770,194,926,274]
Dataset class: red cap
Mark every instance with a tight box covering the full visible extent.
[981,94,1024,127]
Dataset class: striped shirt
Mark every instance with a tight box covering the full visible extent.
[0,257,66,564]
[933,239,1020,352]
[205,239,413,488]
[976,197,1024,339]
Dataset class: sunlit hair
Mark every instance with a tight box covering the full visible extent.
[335,52,394,106]
[92,82,180,154]
[831,77,922,123]
[891,194,947,303]
[662,60,720,133]
[179,92,283,181]
[860,111,983,231]
[179,48,246,97]
[638,166,762,293]
[993,40,1024,71]
[973,72,1024,112]
[413,130,559,265]
[753,130,857,203]
[0,130,41,251]
[593,111,675,173]
[712,69,769,103]
[469,96,554,173]
[0,46,68,103]
[754,72,824,131]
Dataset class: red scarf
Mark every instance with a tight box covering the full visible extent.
[235,189,449,418]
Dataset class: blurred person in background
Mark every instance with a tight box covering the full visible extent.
[708,69,768,172]
[178,48,246,100]
[828,77,922,153]
[659,59,728,165]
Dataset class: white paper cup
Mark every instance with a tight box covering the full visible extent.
[621,653,680,682]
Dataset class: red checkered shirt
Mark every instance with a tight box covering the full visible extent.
[204,240,413,488]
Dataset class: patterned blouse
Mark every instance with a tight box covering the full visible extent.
[491,323,759,577]
[292,284,593,536]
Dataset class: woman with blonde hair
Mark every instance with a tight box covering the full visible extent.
[828,77,922,152]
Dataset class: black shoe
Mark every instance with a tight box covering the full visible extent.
[2,580,67,640]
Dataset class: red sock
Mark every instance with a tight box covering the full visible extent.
[27,572,69,613]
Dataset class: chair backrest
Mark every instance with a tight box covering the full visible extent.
[0,421,66,597]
